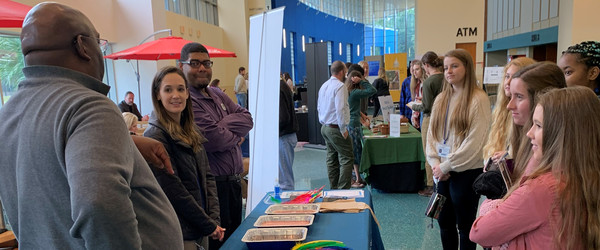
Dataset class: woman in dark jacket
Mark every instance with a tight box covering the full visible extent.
[372,67,390,117]
[144,66,224,250]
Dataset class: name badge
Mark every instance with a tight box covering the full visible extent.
[437,143,450,158]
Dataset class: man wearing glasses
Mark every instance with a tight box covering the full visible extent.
[0,2,183,249]
[179,42,254,250]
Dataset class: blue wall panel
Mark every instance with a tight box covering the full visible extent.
[272,0,364,85]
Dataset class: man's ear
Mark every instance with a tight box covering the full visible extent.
[73,35,92,61]
[588,66,600,81]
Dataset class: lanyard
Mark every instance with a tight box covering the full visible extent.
[442,98,450,144]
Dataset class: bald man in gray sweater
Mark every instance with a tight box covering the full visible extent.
[0,3,182,249]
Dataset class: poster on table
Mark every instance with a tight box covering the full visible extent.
[384,53,407,90]
[246,7,284,216]
[378,95,394,124]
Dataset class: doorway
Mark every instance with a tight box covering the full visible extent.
[456,42,477,63]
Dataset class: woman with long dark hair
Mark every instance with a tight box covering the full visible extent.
[411,51,445,196]
[144,66,225,250]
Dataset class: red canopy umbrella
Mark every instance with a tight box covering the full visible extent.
[0,0,31,28]
[104,35,236,114]
[104,36,236,60]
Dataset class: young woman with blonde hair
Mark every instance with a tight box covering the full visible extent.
[122,112,138,135]
[409,59,427,128]
[474,62,567,249]
[471,86,600,249]
[507,62,566,181]
[426,49,491,250]
[144,66,225,249]
[410,51,444,196]
[482,57,535,161]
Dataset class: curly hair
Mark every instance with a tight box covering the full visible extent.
[562,41,600,87]
[562,41,600,68]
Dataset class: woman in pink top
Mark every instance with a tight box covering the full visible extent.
[470,87,600,249]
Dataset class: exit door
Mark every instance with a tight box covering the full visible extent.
[456,42,477,64]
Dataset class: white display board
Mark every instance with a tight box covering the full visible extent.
[483,66,504,84]
[378,95,394,123]
[247,7,285,216]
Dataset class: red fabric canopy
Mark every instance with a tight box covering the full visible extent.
[104,36,236,60]
[0,0,31,28]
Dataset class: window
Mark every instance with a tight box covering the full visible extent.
[346,44,352,62]
[282,29,286,48]
[327,41,332,65]
[165,0,218,25]
[298,0,416,62]
[0,35,25,108]
[290,32,296,84]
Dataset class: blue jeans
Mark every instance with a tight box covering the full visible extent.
[236,93,247,109]
[278,133,297,190]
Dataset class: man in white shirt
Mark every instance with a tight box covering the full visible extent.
[317,60,353,189]
[234,66,247,108]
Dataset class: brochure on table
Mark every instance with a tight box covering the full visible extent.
[389,114,401,137]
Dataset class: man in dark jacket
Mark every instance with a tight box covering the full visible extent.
[118,91,148,121]
[279,80,299,190]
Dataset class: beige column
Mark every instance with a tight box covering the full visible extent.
[558,0,600,54]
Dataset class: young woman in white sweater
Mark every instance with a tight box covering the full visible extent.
[426,49,491,250]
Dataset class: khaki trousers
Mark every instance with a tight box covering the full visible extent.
[421,116,434,187]
[321,125,354,189]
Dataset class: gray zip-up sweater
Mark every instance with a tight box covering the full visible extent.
[0,66,183,249]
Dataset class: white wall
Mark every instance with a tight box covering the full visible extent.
[557,0,600,53]
[415,0,485,81]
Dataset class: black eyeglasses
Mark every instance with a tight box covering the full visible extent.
[78,35,109,53]
[181,59,213,69]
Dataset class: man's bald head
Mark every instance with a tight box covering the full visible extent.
[21,2,104,80]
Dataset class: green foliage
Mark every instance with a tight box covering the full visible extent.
[0,36,25,96]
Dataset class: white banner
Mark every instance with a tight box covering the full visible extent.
[247,7,285,216]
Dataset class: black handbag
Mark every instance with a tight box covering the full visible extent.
[472,157,514,199]
[472,169,506,199]
[425,186,446,219]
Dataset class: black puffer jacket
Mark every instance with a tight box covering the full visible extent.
[144,114,220,240]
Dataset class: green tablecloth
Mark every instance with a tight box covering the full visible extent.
[359,125,425,176]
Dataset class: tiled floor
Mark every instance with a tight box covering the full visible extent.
[291,146,484,250]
